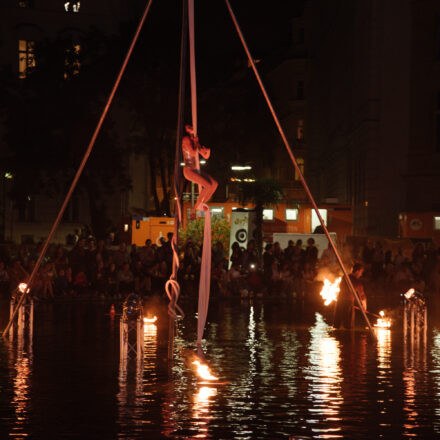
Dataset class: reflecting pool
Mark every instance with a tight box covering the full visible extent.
[1,297,440,439]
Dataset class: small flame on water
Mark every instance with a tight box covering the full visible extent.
[192,360,219,381]
[375,310,391,328]
[144,316,157,323]
[404,288,415,300]
[319,277,342,306]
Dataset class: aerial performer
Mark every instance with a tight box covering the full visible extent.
[182,124,217,353]
[182,124,217,211]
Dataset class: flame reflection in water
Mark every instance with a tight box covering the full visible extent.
[8,333,32,439]
[306,313,343,437]
[192,386,218,438]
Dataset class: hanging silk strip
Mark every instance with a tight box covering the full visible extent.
[197,204,212,344]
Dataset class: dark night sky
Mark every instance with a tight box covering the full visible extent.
[132,0,305,86]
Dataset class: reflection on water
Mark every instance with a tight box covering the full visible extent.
[3,301,440,438]
[431,330,440,435]
[8,333,32,439]
[192,386,217,439]
[376,327,392,423]
[306,313,343,438]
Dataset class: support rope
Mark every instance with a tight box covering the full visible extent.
[165,0,187,334]
[2,0,155,338]
[224,0,376,339]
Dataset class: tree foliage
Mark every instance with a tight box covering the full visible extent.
[179,216,230,251]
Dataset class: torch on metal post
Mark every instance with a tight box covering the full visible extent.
[403,288,427,347]
[8,293,33,350]
[119,295,144,378]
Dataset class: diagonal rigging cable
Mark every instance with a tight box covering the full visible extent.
[224,0,376,339]
[2,0,155,338]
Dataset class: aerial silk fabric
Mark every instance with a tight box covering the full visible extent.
[187,0,212,346]
[197,203,211,345]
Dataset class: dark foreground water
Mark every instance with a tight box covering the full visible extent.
[1,296,440,439]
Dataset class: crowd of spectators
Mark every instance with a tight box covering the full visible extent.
[0,232,439,303]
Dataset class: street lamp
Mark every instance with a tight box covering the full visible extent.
[230,165,252,171]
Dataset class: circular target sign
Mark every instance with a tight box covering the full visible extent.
[235,228,248,243]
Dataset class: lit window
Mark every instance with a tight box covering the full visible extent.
[311,209,327,232]
[64,43,81,79]
[286,208,299,221]
[64,1,80,12]
[263,209,274,221]
[210,206,224,219]
[295,158,305,181]
[434,216,440,230]
[18,40,36,78]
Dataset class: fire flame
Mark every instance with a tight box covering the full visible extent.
[144,316,158,323]
[404,288,415,301]
[192,360,219,381]
[320,277,342,306]
[18,283,29,294]
[375,310,391,328]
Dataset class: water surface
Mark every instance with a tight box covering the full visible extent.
[1,297,439,439]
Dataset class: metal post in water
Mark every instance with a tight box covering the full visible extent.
[403,301,407,340]
[17,305,24,339]
[29,300,34,341]
[9,299,14,339]
[415,307,420,347]
[410,304,415,345]
[423,306,428,346]
[137,317,144,361]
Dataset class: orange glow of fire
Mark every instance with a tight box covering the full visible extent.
[404,288,415,300]
[319,277,342,306]
[18,283,29,294]
[192,360,219,381]
[144,316,157,323]
[375,310,391,328]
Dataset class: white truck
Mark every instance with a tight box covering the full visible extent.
[272,232,338,258]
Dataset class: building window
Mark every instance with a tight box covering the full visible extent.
[64,1,80,12]
[210,206,224,219]
[263,209,274,221]
[285,208,299,221]
[434,216,440,230]
[294,157,305,181]
[296,80,304,100]
[18,40,36,78]
[311,209,327,232]
[296,119,304,140]
[64,43,81,79]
